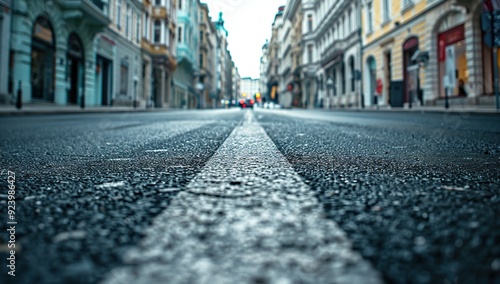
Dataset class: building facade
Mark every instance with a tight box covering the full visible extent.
[199,3,216,109]
[9,0,110,106]
[173,0,199,109]
[259,40,269,101]
[314,0,362,108]
[299,0,319,108]
[139,0,177,108]
[0,0,11,103]
[98,0,143,107]
[214,12,228,104]
[266,6,285,105]
[362,0,494,108]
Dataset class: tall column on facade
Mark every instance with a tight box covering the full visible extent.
[466,3,483,100]
[161,68,166,107]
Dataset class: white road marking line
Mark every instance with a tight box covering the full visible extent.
[103,111,382,284]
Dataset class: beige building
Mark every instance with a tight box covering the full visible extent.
[199,3,216,108]
[362,0,496,108]
[141,0,177,108]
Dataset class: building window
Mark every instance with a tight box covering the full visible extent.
[383,0,390,21]
[348,9,352,33]
[178,27,182,43]
[136,16,141,43]
[116,0,121,28]
[307,14,313,32]
[200,53,203,68]
[179,0,182,9]
[154,20,161,43]
[155,0,162,6]
[126,5,131,38]
[307,44,313,63]
[366,2,373,33]
[200,31,203,43]
[144,13,150,40]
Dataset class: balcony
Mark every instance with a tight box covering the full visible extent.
[321,31,360,67]
[57,0,110,27]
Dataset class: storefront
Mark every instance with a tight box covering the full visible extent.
[95,33,115,106]
[437,24,467,98]
[31,16,55,102]
[66,33,85,105]
[403,36,420,105]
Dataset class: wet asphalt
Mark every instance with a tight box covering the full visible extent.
[0,108,499,284]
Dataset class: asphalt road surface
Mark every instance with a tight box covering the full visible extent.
[0,108,499,284]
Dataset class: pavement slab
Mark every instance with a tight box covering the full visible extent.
[103,111,382,284]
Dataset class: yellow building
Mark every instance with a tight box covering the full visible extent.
[362,0,495,107]
[142,0,177,108]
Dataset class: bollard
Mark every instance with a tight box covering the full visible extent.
[16,81,22,110]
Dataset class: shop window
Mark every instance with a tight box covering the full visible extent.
[437,24,467,97]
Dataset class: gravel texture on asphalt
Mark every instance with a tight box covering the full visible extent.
[104,111,382,284]
[257,110,500,284]
[0,111,241,284]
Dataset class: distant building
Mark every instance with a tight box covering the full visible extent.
[259,40,269,102]
[266,6,285,105]
[240,77,260,99]
[173,0,200,109]
[199,3,217,109]
[140,0,177,108]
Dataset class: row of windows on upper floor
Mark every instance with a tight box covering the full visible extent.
[150,0,193,10]
[365,0,417,33]
[307,0,415,42]
[305,3,358,38]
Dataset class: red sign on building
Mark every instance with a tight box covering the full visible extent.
[438,24,465,62]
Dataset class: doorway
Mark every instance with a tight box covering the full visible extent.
[367,56,377,105]
[67,33,84,105]
[384,51,392,104]
[96,55,112,106]
[403,37,419,104]
[31,16,55,101]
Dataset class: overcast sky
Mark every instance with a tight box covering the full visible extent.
[202,0,286,79]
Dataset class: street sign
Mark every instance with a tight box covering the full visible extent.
[445,46,456,88]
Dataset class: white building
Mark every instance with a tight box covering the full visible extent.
[240,77,260,99]
[313,0,362,108]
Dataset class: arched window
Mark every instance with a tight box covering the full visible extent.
[154,20,161,43]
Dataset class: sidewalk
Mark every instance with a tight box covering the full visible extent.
[0,103,171,116]
[323,105,500,115]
